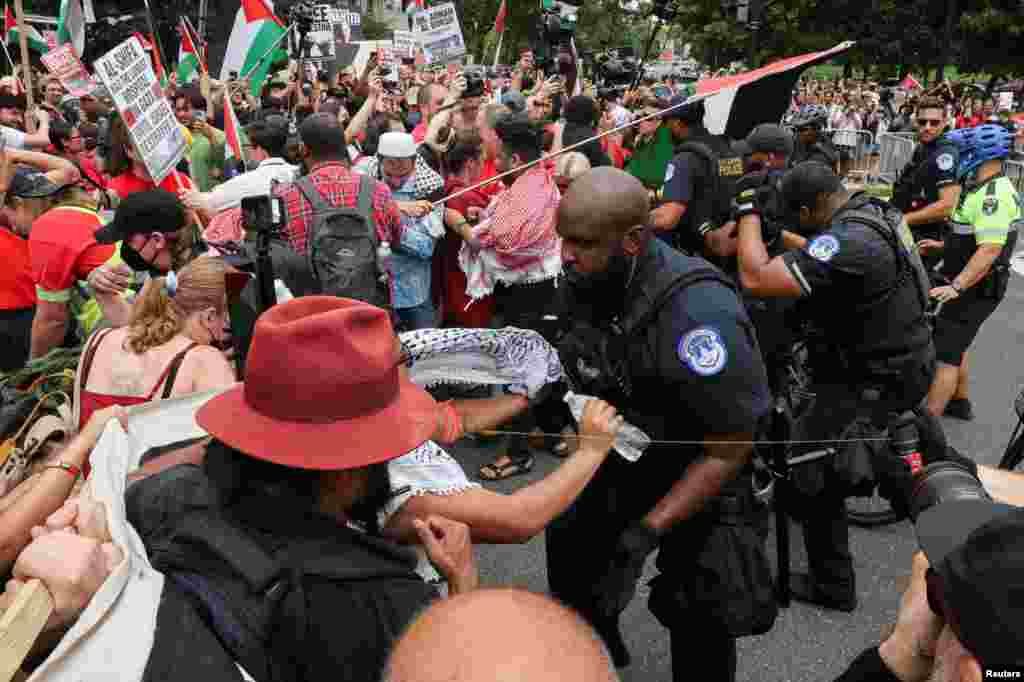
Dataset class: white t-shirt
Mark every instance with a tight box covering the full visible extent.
[1,125,27,149]
[202,157,299,213]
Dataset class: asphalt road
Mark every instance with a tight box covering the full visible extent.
[444,257,1024,682]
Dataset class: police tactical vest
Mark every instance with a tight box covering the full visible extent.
[558,245,739,446]
[822,194,932,362]
[674,133,744,255]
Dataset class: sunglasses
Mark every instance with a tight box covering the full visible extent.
[917,118,944,128]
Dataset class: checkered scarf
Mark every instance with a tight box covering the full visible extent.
[363,154,445,200]
[473,164,561,267]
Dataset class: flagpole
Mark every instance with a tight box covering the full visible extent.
[141,0,170,82]
[239,23,296,80]
[183,15,208,73]
[492,31,503,71]
[13,0,33,114]
[0,38,25,91]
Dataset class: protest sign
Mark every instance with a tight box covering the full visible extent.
[41,44,95,97]
[393,30,417,59]
[94,36,186,186]
[303,4,337,63]
[412,2,465,65]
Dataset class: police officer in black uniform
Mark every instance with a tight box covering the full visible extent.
[548,168,776,682]
[789,106,840,170]
[649,97,745,262]
[891,96,962,271]
[734,161,938,612]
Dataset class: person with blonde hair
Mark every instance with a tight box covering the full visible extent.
[76,256,245,434]
[555,151,591,192]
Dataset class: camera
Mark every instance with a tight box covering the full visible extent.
[463,71,485,99]
[594,52,639,88]
[241,195,286,237]
[534,0,578,76]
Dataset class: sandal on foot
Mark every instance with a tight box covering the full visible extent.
[479,455,535,481]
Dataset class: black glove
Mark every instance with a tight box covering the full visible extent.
[593,521,661,619]
[733,171,769,221]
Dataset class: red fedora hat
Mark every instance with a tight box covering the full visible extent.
[197,296,438,470]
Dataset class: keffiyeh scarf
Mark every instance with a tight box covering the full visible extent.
[459,164,563,300]
[362,153,445,200]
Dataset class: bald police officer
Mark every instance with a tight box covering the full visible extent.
[549,167,776,682]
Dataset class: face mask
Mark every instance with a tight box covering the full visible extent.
[121,241,164,276]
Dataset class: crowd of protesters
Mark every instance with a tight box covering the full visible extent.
[1,43,1024,682]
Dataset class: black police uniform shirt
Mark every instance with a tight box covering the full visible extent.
[780,215,920,370]
[900,139,960,239]
[626,239,772,441]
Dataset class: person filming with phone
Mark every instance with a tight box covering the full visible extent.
[173,88,226,193]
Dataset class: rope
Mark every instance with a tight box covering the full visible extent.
[474,429,890,447]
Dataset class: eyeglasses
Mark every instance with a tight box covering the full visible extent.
[917,118,944,128]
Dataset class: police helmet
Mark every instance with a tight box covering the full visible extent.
[945,124,1014,178]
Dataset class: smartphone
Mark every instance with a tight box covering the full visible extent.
[192,111,207,124]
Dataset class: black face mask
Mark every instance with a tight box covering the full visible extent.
[563,251,634,307]
[121,242,164,276]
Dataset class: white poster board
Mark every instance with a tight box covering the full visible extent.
[304,4,338,63]
[393,30,417,59]
[41,44,96,97]
[94,36,187,186]
[412,2,465,65]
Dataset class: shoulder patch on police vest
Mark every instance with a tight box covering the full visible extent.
[678,327,728,377]
[982,196,999,216]
[807,234,841,262]
[664,162,675,182]
[936,153,954,172]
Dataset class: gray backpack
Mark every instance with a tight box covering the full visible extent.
[295,174,389,308]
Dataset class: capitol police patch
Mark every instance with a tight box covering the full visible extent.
[664,162,675,183]
[807,234,841,262]
[678,327,728,377]
[983,196,999,216]
[936,153,954,172]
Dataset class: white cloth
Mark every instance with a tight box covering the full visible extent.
[1,125,27,150]
[203,158,299,213]
[28,390,223,682]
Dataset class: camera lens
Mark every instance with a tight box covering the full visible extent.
[909,461,991,521]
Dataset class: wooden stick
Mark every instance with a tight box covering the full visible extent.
[0,579,55,682]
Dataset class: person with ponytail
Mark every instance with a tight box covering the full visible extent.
[76,256,245,432]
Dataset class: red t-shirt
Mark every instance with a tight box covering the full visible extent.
[29,206,114,304]
[108,170,195,198]
[0,226,35,310]
[412,120,428,144]
[476,159,505,198]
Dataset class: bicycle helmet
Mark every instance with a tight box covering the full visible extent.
[944,124,1014,177]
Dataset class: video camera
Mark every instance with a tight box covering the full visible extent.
[463,70,486,98]
[533,0,578,76]
[594,50,639,89]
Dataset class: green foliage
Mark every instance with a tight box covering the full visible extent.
[361,12,394,41]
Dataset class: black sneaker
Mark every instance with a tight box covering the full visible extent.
[944,398,975,421]
[789,573,857,613]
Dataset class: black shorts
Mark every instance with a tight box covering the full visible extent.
[0,306,33,373]
[933,294,1000,366]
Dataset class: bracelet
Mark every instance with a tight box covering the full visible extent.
[45,462,81,479]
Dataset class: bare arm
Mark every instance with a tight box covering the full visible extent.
[736,214,804,297]
[345,85,379,146]
[6,147,78,186]
[649,202,686,233]
[30,300,69,360]
[385,399,622,544]
[20,109,52,148]
[186,347,239,394]
[904,184,961,227]
[978,465,1024,507]
[643,433,753,532]
[950,243,1001,291]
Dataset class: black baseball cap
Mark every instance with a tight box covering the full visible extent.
[663,95,704,124]
[779,161,843,213]
[9,167,70,198]
[746,123,794,156]
[94,190,186,244]
[916,500,1024,669]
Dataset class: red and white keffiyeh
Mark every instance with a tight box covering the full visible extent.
[459,163,562,300]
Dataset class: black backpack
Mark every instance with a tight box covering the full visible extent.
[295,174,390,308]
[129,466,427,682]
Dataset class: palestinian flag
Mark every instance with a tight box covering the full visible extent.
[135,32,169,89]
[177,18,205,84]
[695,41,855,140]
[4,5,49,54]
[405,0,425,15]
[223,88,246,169]
[56,0,85,57]
[220,0,286,97]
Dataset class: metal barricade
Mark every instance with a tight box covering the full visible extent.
[875,132,917,185]
[823,128,876,187]
[1006,160,1024,195]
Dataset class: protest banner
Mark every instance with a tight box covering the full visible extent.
[40,44,95,96]
[393,30,417,59]
[411,2,465,65]
[94,36,186,186]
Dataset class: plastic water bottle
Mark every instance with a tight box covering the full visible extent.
[377,241,392,285]
[563,391,652,463]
